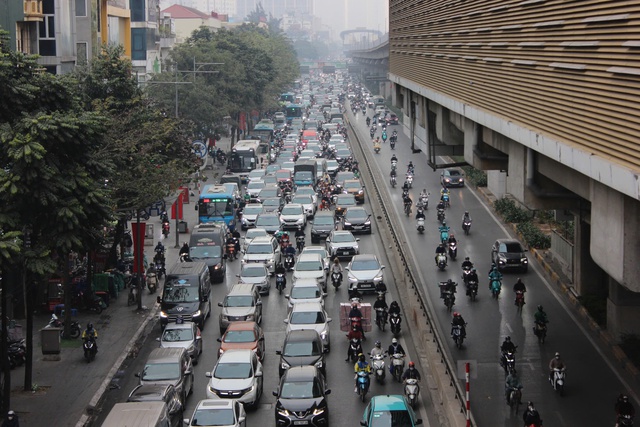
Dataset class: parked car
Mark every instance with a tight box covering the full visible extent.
[205,349,264,408]
[273,366,331,427]
[491,239,528,272]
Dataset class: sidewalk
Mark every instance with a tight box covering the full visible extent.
[4,160,216,426]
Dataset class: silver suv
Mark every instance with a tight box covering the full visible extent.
[218,283,263,335]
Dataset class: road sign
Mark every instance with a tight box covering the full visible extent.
[192,140,207,159]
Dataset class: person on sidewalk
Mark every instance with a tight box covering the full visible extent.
[2,410,19,427]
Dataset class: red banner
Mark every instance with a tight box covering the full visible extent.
[131,222,146,274]
[171,192,184,220]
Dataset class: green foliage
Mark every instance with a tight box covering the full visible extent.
[461,166,487,187]
[516,221,551,249]
[578,293,607,327]
[493,198,530,223]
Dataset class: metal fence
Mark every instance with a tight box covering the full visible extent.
[551,229,574,280]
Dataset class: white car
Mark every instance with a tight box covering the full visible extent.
[300,246,331,271]
[294,186,318,205]
[242,228,268,252]
[325,230,360,259]
[240,204,264,230]
[237,263,271,295]
[247,169,266,182]
[245,180,265,199]
[205,349,263,408]
[185,399,246,427]
[279,203,307,230]
[286,278,326,311]
[284,302,332,351]
[293,253,328,291]
[291,194,316,218]
[347,254,385,294]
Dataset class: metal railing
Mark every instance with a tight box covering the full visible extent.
[551,229,574,278]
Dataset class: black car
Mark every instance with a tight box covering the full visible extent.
[276,330,327,377]
[491,239,528,272]
[342,207,372,234]
[273,366,331,427]
[310,211,336,244]
[127,384,184,427]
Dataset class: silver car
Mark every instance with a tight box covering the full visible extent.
[157,321,203,365]
[284,302,332,351]
[300,246,331,271]
[185,399,246,427]
[241,228,268,252]
[286,278,326,311]
[347,254,386,294]
[241,204,264,230]
[291,194,317,218]
[205,349,264,408]
[237,263,271,295]
[325,230,360,259]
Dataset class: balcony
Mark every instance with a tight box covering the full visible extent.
[23,0,44,21]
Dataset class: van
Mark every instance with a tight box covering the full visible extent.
[101,402,171,427]
[158,262,211,329]
[218,283,263,334]
[219,174,242,188]
[189,224,226,282]
[136,348,194,406]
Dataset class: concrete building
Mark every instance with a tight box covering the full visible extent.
[159,0,236,16]
[161,4,222,43]
[386,0,640,339]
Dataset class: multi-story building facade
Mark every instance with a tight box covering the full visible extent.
[388,0,640,338]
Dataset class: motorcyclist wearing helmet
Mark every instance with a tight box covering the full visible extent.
[434,243,447,266]
[548,352,566,382]
[179,242,190,257]
[501,336,517,354]
[331,258,343,282]
[388,337,406,357]
[436,200,445,211]
[82,322,98,353]
[373,294,388,311]
[439,221,450,236]
[349,301,365,339]
[415,207,426,221]
[346,325,364,361]
[370,340,385,357]
[354,353,372,391]
[488,263,503,289]
[523,401,542,426]
[407,161,414,174]
[441,279,457,303]
[402,361,422,381]
[513,278,527,305]
[451,312,466,338]
[505,369,523,405]
[3,410,19,427]
[388,301,401,317]
[461,257,474,270]
[448,233,457,245]
[462,211,471,222]
[391,154,398,165]
[534,305,548,325]
[615,394,636,425]
[284,242,297,258]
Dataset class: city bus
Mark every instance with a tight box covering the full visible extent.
[252,120,275,154]
[197,184,237,230]
[228,139,260,182]
[285,104,304,123]
[280,92,295,104]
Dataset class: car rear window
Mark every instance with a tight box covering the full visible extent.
[501,242,523,252]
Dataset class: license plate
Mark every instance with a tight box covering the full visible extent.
[360,283,373,288]
[353,225,362,229]
[341,251,350,255]
[294,422,309,425]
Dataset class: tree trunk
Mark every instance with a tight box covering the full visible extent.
[1,269,11,413]
[23,279,34,391]
[107,220,126,270]
[136,211,144,311]
[62,253,71,339]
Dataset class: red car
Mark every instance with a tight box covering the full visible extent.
[386,113,399,125]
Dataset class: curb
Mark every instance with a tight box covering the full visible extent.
[474,186,640,383]
[75,304,160,427]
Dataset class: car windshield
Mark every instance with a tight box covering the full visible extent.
[162,284,200,303]
[351,259,380,271]
[142,363,180,381]
[291,287,321,299]
[244,205,264,215]
[332,233,355,243]
[263,199,281,207]
[224,296,254,307]
[214,362,252,379]
[260,189,278,198]
[161,328,193,342]
[295,171,313,180]
[248,181,265,190]
[246,243,273,254]
[304,249,326,259]
[296,188,315,197]
[256,216,279,226]
[191,408,235,426]
[448,170,462,177]
[296,259,323,271]
[189,245,222,258]
[292,196,311,205]
[346,211,368,221]
[276,171,291,180]
[290,311,325,324]
[280,380,322,399]
[283,162,295,170]
[337,173,355,182]
[326,161,338,169]
[345,182,361,190]
[281,206,303,215]
[224,330,257,343]
[314,216,334,226]
[245,229,267,240]
[370,410,413,427]
[501,243,523,253]
[284,340,322,356]
[242,266,267,277]
[337,197,355,206]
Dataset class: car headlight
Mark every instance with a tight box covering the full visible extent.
[218,348,224,357]
[358,190,364,194]
[209,385,217,394]
[373,273,384,283]
[445,178,451,182]
[214,263,222,270]
[281,360,290,370]
[312,407,326,416]
[246,314,255,320]
[160,311,168,318]
[187,344,195,353]
[277,407,290,416]
[354,244,359,252]
[242,218,248,224]
[521,258,528,263]
[320,331,328,340]
[344,222,351,226]
[192,310,202,318]
[364,220,371,225]
[314,360,324,369]
[348,274,357,283]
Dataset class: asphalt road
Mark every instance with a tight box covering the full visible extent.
[350,105,635,426]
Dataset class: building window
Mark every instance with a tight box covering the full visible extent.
[77,42,88,65]
[131,0,145,22]
[131,28,147,60]
[76,0,87,17]
[39,2,56,57]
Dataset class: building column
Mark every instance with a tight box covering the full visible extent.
[607,278,640,340]
[573,218,606,296]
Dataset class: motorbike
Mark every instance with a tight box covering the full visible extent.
[405,174,413,188]
[375,308,388,331]
[437,208,446,224]
[381,132,388,143]
[448,241,457,260]
[83,336,97,363]
[490,278,502,299]
[501,350,517,375]
[390,353,405,382]
[462,219,472,235]
[389,312,402,335]
[436,253,448,271]
[515,290,525,312]
[533,321,547,343]
[404,378,420,409]
[155,261,166,279]
[452,324,465,349]
[162,221,170,237]
[439,229,449,244]
[146,271,158,294]
[276,273,286,294]
[416,216,425,234]
[391,160,397,171]
[461,266,472,285]
[331,272,342,290]
[296,235,305,252]
[374,143,381,154]
[48,314,81,339]
[466,279,478,301]
[390,138,396,150]
[404,201,412,216]
[7,339,26,369]
[443,291,455,312]
[370,129,375,139]
[356,370,371,402]
[418,194,429,209]
[348,338,363,363]
[507,386,522,412]
[618,414,635,427]
[371,353,387,384]
[550,368,565,396]
[127,280,139,306]
[390,174,397,188]
[284,254,295,271]
[441,192,450,208]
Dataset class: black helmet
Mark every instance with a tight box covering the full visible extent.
[505,336,511,342]
[447,279,453,284]
[87,323,94,330]
[465,257,470,261]
[537,305,543,311]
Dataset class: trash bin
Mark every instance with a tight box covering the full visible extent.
[41,328,61,354]
[178,221,188,233]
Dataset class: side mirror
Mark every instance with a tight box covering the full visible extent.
[205,372,212,378]
[272,391,278,397]
[155,337,160,342]
[416,419,423,425]
[195,335,202,341]
[381,266,386,269]
[356,238,360,241]
[322,293,328,297]
[156,296,162,304]
[216,338,222,342]
[218,302,223,307]
[325,389,332,395]
[283,319,289,324]
[135,372,141,378]
[255,370,263,378]
[184,419,190,425]
[194,205,198,211]
[236,274,240,277]
[256,301,262,306]
[276,350,282,355]
[327,317,332,323]
[360,422,367,427]
[284,295,290,299]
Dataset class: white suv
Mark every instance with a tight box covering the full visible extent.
[279,203,307,230]
[293,253,328,291]
[242,235,281,274]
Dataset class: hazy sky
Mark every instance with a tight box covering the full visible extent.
[313,0,388,37]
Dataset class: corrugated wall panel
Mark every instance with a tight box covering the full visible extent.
[389,0,640,172]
